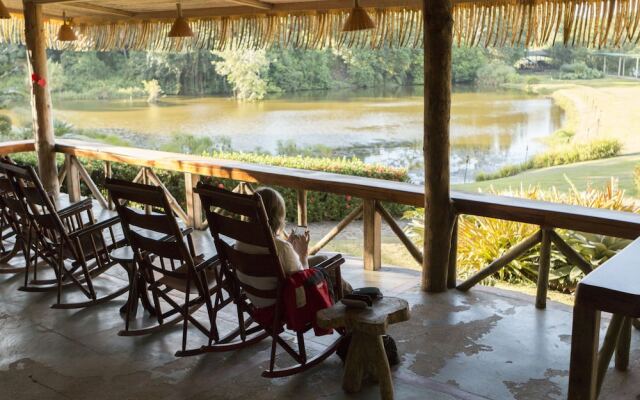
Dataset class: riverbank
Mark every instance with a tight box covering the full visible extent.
[509,76,640,152]
[455,153,640,195]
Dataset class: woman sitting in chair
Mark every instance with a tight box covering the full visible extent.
[235,187,351,294]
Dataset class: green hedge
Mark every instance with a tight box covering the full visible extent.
[10,151,410,223]
[476,139,622,181]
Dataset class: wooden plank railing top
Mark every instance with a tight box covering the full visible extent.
[54,139,426,206]
[0,140,35,155]
[2,139,640,240]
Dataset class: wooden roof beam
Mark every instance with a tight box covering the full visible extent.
[64,3,135,17]
[226,0,272,10]
[32,0,91,4]
[31,0,134,17]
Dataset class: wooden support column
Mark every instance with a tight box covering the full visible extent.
[65,155,81,202]
[363,199,381,271]
[618,57,623,76]
[23,0,59,196]
[185,173,204,229]
[297,189,307,226]
[423,0,454,292]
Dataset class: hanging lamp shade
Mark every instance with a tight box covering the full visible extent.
[57,12,78,41]
[342,1,376,32]
[0,0,11,19]
[168,3,193,38]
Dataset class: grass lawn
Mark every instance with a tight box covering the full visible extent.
[454,153,640,195]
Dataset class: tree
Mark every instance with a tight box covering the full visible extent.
[451,46,487,83]
[212,49,270,101]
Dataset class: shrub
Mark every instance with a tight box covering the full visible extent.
[0,114,11,136]
[10,150,409,223]
[557,62,604,80]
[404,178,636,293]
[633,164,640,195]
[526,76,541,85]
[476,139,622,181]
[476,61,519,88]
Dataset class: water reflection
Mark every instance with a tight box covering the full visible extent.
[53,86,563,184]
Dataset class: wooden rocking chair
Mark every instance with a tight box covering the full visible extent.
[195,183,346,378]
[106,178,236,355]
[0,160,127,308]
[0,159,104,288]
[0,174,26,271]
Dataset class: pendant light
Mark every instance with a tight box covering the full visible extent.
[342,0,376,32]
[57,11,78,41]
[0,1,11,19]
[168,3,193,38]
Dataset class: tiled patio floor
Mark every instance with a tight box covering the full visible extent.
[0,220,638,399]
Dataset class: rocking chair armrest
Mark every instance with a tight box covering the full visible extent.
[57,198,93,219]
[313,254,345,272]
[313,254,345,300]
[69,216,121,240]
[194,254,220,272]
[155,227,194,243]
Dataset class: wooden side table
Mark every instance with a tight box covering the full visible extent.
[317,296,410,400]
[110,246,155,317]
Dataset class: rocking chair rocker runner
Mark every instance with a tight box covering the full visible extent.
[106,178,236,354]
[195,183,346,378]
[0,160,128,308]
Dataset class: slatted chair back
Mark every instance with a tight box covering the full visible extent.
[0,161,74,242]
[0,165,25,263]
[105,178,197,285]
[195,183,286,310]
[0,173,25,222]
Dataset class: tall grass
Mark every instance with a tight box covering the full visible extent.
[404,178,636,292]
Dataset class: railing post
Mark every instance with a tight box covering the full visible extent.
[104,161,113,209]
[447,216,458,289]
[363,199,381,271]
[185,172,203,229]
[142,168,151,215]
[536,228,552,309]
[65,154,81,203]
[297,189,307,227]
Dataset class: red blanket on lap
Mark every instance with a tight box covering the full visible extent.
[283,269,334,336]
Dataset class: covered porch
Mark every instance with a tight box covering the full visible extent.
[0,219,638,400]
[1,0,640,399]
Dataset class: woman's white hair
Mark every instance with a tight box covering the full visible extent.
[256,187,286,234]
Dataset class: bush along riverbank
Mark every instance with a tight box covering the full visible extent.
[475,137,622,181]
[404,178,635,293]
[9,151,410,223]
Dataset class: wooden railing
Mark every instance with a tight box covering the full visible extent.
[4,139,640,309]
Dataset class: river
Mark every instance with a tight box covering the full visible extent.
[51,86,564,184]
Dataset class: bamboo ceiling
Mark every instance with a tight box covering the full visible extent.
[1,0,639,50]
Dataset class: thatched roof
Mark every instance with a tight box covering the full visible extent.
[1,0,639,50]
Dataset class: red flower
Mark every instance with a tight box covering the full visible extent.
[37,78,47,88]
[31,73,38,82]
[345,195,352,202]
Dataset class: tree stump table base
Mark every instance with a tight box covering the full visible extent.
[317,296,410,400]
